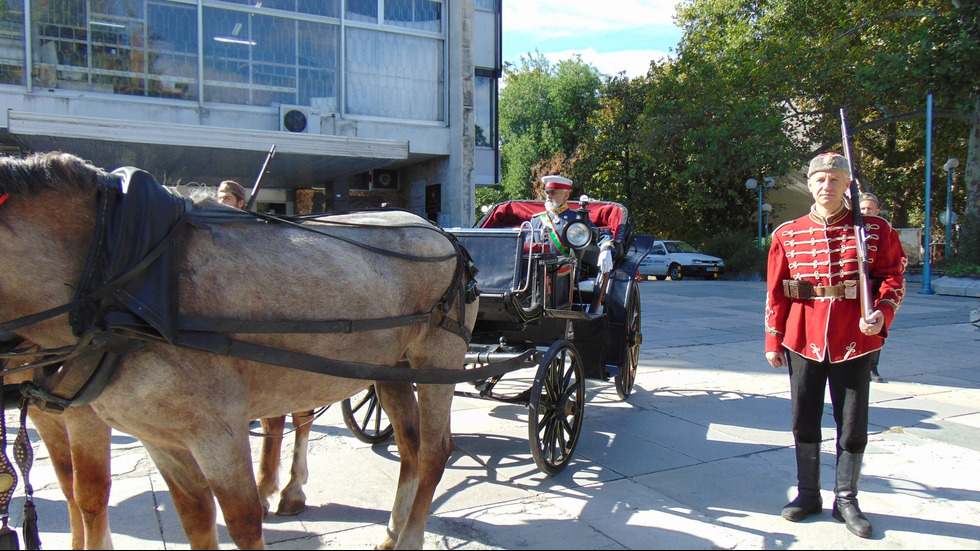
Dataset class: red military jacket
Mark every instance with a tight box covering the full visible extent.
[765,203,907,363]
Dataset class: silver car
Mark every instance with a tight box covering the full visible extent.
[638,240,725,280]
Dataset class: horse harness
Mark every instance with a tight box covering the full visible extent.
[0,168,533,417]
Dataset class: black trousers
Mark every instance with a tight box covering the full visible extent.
[787,350,875,456]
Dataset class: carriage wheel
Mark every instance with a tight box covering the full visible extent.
[615,279,641,400]
[341,385,394,444]
[528,340,585,476]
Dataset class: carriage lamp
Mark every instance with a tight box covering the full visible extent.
[562,219,593,250]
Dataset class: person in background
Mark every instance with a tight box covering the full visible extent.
[217,180,247,209]
[859,192,885,383]
[765,153,906,539]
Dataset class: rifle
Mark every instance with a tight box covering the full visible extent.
[839,108,874,323]
[245,144,276,212]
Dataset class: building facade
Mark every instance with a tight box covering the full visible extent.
[0,0,501,225]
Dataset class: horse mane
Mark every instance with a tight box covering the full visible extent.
[0,151,109,198]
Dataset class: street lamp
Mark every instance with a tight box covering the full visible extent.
[942,157,959,258]
[746,177,775,250]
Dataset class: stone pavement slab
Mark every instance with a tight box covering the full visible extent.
[5,280,980,549]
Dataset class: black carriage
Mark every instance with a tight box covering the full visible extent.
[344,199,654,475]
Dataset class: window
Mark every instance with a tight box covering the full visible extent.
[345,0,377,23]
[384,0,440,32]
[203,6,338,105]
[219,0,339,18]
[345,27,443,120]
[475,72,495,147]
[0,0,26,85]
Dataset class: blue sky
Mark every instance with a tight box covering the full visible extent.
[501,1,684,78]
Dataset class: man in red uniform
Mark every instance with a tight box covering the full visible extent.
[765,152,906,539]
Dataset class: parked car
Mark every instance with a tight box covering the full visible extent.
[638,240,725,280]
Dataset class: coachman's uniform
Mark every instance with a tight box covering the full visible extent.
[529,204,614,260]
[765,204,907,361]
[529,204,613,308]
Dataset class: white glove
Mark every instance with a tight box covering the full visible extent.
[598,249,613,273]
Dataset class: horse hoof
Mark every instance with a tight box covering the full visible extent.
[276,499,307,516]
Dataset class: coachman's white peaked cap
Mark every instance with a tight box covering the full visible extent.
[541,175,572,190]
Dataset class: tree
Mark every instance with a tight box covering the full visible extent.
[573,74,658,231]
[495,53,602,199]
[669,0,978,260]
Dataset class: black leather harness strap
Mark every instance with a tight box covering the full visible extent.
[178,313,435,335]
[173,330,534,384]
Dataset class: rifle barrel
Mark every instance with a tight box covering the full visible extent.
[840,108,874,323]
[246,144,276,212]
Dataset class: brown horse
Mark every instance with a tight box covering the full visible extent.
[0,336,113,550]
[3,338,331,548]
[0,152,477,549]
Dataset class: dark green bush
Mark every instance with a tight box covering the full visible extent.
[932,257,980,278]
[701,230,768,280]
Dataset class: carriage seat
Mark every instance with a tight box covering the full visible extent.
[480,200,625,244]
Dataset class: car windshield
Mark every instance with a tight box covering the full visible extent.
[664,241,700,254]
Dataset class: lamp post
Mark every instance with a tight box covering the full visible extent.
[746,177,775,250]
[942,157,959,258]
[922,93,934,295]
[762,202,772,246]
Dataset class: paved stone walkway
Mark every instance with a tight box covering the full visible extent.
[7,280,980,549]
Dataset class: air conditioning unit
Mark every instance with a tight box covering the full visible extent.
[372,169,399,190]
[278,105,321,134]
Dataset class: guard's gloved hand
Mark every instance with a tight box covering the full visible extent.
[598,249,613,273]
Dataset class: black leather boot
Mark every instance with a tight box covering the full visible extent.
[781,442,823,521]
[833,450,873,538]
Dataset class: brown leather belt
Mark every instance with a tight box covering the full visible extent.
[782,280,858,299]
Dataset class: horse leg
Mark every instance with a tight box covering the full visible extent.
[27,410,84,550]
[188,434,267,549]
[140,443,220,549]
[28,405,113,550]
[397,383,454,549]
[257,416,285,516]
[63,407,114,550]
[276,409,314,516]
[373,381,422,550]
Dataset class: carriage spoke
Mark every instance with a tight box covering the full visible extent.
[342,386,394,444]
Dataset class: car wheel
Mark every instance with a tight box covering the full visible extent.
[668,264,682,280]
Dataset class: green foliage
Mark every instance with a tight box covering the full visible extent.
[474,186,509,222]
[944,262,980,279]
[499,53,603,199]
[701,230,768,279]
[495,1,980,252]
